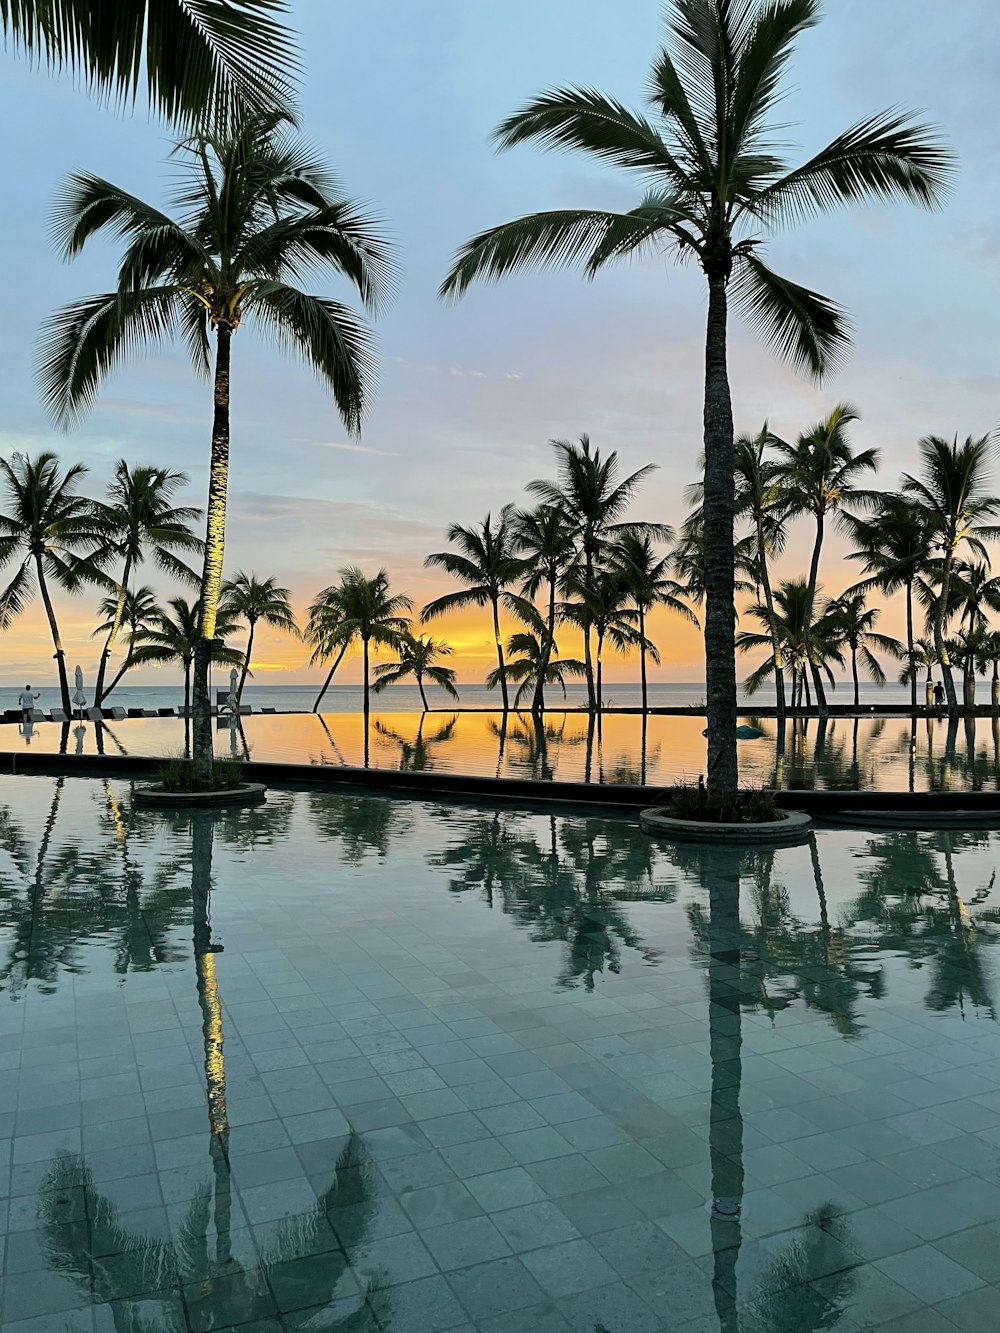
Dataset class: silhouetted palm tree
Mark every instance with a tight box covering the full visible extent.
[611,530,695,711]
[372,633,459,712]
[423,509,524,711]
[902,434,1000,714]
[825,591,902,708]
[738,579,842,710]
[91,461,202,705]
[129,596,242,721]
[486,627,586,709]
[307,567,412,716]
[41,112,394,777]
[0,451,105,713]
[91,584,161,700]
[441,0,951,787]
[512,502,578,714]
[220,571,298,704]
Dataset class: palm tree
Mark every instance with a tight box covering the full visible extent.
[512,503,578,714]
[91,461,202,706]
[901,636,939,709]
[40,112,394,779]
[738,579,842,711]
[486,629,586,709]
[307,567,412,716]
[220,572,298,705]
[91,584,161,700]
[734,427,790,719]
[128,596,242,721]
[611,530,696,712]
[0,451,105,713]
[902,435,1000,714]
[773,405,879,717]
[561,568,648,712]
[2,0,297,124]
[825,592,902,708]
[372,633,460,712]
[440,0,951,787]
[423,510,524,712]
[673,506,756,608]
[844,494,934,712]
[526,436,662,710]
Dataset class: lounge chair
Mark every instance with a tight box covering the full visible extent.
[140,709,157,717]
[50,709,68,722]
[109,707,127,720]
[261,707,276,714]
[86,707,103,721]
[157,707,175,717]
[127,708,145,718]
[29,709,44,722]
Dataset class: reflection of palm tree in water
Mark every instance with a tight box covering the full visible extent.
[374,713,457,771]
[488,712,588,782]
[38,809,386,1329]
[308,789,411,865]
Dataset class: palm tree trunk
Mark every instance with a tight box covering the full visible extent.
[35,553,71,714]
[702,271,738,791]
[804,514,828,717]
[935,549,958,714]
[492,597,509,712]
[532,574,557,715]
[596,632,604,712]
[852,647,860,709]
[906,579,917,713]
[312,642,348,712]
[102,656,135,701]
[418,674,430,713]
[756,524,785,722]
[184,659,192,759]
[363,637,370,717]
[582,546,597,711]
[94,556,131,707]
[193,324,233,780]
[236,617,255,703]
[638,605,648,714]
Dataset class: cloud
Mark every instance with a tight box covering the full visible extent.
[308,441,400,457]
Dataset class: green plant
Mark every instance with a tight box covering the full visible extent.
[155,756,244,793]
[659,782,781,824]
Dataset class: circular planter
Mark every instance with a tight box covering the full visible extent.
[131,782,267,809]
[640,807,811,844]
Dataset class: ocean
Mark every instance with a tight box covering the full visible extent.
[1,679,932,714]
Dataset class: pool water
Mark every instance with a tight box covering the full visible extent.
[6,709,1000,791]
[0,775,999,1330]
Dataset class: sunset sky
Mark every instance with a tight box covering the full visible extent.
[1,0,999,690]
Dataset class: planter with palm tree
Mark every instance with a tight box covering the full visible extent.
[91,461,202,706]
[526,436,663,710]
[440,0,951,788]
[307,567,412,716]
[0,452,106,714]
[40,112,394,779]
[423,509,524,712]
[902,435,1000,715]
[371,632,459,712]
[220,571,298,706]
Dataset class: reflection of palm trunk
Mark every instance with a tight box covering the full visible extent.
[495,713,508,779]
[909,717,917,794]
[640,712,648,787]
[707,848,743,1333]
[584,713,595,785]
[191,814,232,1266]
[533,713,551,781]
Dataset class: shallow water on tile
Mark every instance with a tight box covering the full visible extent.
[1,775,999,1331]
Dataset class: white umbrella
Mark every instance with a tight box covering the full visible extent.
[226,667,239,722]
[72,664,87,717]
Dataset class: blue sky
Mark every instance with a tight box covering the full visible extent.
[1,0,999,683]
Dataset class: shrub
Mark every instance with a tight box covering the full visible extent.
[156,756,244,793]
[657,780,782,824]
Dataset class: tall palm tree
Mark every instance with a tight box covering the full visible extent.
[307,567,412,716]
[220,571,298,705]
[844,494,934,712]
[526,436,662,710]
[0,451,105,713]
[440,0,951,787]
[486,628,587,710]
[773,405,879,716]
[825,591,902,708]
[2,0,298,125]
[512,503,578,714]
[423,509,524,712]
[91,461,202,706]
[372,633,460,712]
[902,435,1000,714]
[91,584,161,700]
[611,530,696,712]
[40,112,395,779]
[128,596,242,721]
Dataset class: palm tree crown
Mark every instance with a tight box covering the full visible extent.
[372,634,460,712]
[440,0,952,787]
[308,567,412,715]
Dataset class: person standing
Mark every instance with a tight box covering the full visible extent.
[933,682,946,708]
[18,685,39,724]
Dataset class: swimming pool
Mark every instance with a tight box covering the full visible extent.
[0,775,998,1329]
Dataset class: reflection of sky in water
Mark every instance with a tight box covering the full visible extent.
[1,777,999,1329]
[6,710,1000,791]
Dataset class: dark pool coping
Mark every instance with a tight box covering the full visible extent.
[2,749,999,818]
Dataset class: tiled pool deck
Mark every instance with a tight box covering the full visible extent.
[1,776,999,1331]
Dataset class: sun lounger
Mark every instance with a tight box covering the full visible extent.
[109,707,127,720]
[49,709,68,722]
[29,709,44,722]
[127,708,144,718]
[140,709,157,717]
[261,707,276,714]
[86,707,103,721]
[157,707,175,717]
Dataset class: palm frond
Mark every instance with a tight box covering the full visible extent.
[731,254,850,377]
